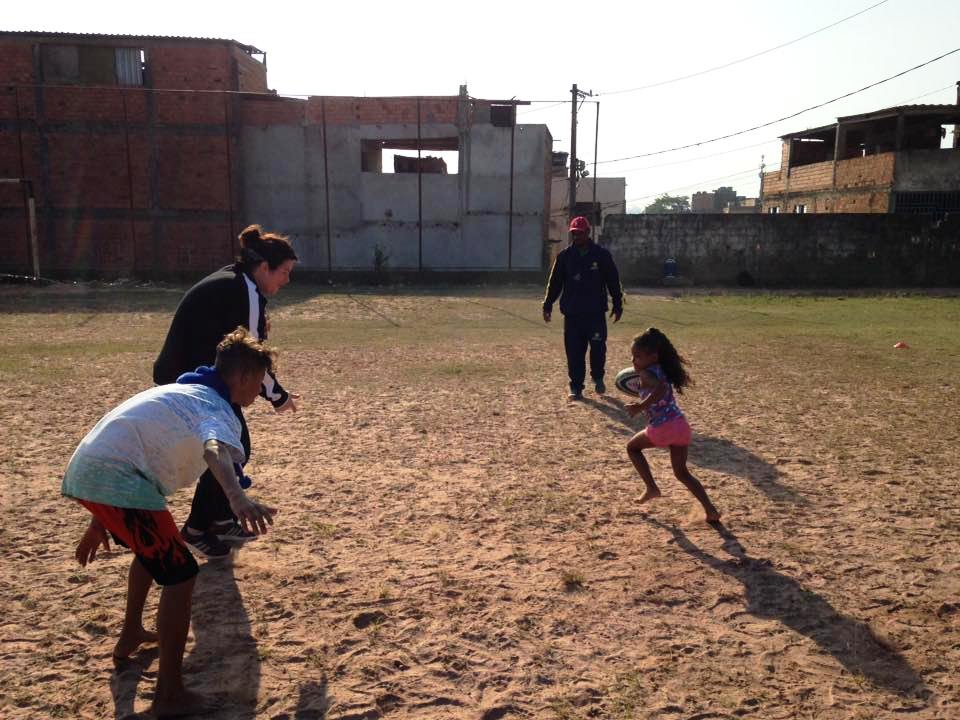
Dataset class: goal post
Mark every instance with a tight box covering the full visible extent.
[0,178,39,279]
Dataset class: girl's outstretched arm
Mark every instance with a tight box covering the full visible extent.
[626,370,666,417]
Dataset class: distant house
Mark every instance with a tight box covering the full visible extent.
[547,152,625,254]
[761,91,960,214]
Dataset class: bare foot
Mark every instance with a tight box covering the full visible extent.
[112,626,158,660]
[152,688,220,718]
[639,488,662,504]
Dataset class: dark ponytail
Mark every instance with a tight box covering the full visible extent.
[633,327,692,393]
[237,224,298,272]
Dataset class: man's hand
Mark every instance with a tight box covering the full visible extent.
[75,519,110,566]
[227,495,277,536]
[543,310,552,323]
[611,309,623,323]
[276,393,301,413]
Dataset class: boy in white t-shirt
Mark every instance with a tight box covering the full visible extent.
[63,327,277,718]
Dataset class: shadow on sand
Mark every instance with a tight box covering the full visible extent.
[107,559,260,719]
[187,560,260,719]
[647,517,928,697]
[109,648,159,719]
[294,679,330,719]
[583,395,806,504]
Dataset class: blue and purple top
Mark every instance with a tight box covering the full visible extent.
[640,363,685,427]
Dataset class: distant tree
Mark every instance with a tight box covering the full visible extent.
[643,194,691,214]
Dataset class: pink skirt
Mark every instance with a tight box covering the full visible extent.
[645,415,692,447]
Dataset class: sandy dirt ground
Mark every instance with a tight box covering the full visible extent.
[1,287,958,719]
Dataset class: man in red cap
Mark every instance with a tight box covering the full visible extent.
[542,216,624,400]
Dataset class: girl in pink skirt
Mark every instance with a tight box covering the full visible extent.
[625,328,721,523]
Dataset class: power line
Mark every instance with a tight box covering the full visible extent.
[597,0,890,97]
[598,81,957,176]
[595,46,960,165]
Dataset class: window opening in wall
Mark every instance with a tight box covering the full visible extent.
[490,104,516,128]
[361,138,459,175]
[794,204,807,214]
[789,135,833,168]
[40,45,144,86]
[768,207,780,214]
[941,125,956,149]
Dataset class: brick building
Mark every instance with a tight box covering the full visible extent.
[761,95,960,214]
[691,186,739,213]
[0,31,551,277]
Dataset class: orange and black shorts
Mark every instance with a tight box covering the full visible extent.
[78,500,198,586]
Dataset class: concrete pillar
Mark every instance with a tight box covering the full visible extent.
[954,81,960,148]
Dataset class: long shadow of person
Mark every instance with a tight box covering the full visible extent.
[184,560,260,719]
[294,679,330,719]
[691,433,807,505]
[646,517,927,697]
[583,396,804,504]
[110,648,159,719]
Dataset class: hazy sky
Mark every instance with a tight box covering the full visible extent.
[6,0,960,210]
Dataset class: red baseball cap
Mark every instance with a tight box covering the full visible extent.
[569,216,591,233]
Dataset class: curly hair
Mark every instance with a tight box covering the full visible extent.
[632,327,692,393]
[215,326,276,378]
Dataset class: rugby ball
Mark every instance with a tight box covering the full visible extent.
[614,367,644,397]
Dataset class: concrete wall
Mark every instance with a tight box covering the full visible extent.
[241,104,550,272]
[602,213,960,286]
[894,148,960,191]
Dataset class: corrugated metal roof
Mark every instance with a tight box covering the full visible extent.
[838,103,960,123]
[781,104,960,139]
[0,30,263,55]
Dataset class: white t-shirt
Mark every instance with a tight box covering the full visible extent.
[62,384,245,510]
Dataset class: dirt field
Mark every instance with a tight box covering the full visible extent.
[1,284,958,720]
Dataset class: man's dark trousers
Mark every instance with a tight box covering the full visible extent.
[563,312,607,393]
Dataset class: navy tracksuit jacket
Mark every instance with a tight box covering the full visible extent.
[542,243,624,392]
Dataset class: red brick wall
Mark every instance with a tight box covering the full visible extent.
[156,91,226,125]
[835,153,895,189]
[156,135,230,209]
[311,96,459,125]
[149,44,234,90]
[831,191,890,212]
[233,48,267,93]
[762,170,786,195]
[0,42,35,84]
[0,81,238,276]
[155,221,234,273]
[786,160,834,193]
[241,95,304,126]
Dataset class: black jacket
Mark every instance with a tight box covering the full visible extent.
[542,243,623,317]
[153,264,289,408]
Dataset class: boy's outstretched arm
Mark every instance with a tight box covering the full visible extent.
[75,517,110,566]
[203,439,277,535]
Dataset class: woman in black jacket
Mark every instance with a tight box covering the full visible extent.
[154,224,298,558]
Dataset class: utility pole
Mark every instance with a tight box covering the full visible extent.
[758,154,766,213]
[569,84,594,222]
[568,84,578,222]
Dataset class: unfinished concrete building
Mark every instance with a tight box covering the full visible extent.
[761,96,960,214]
[0,31,551,277]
